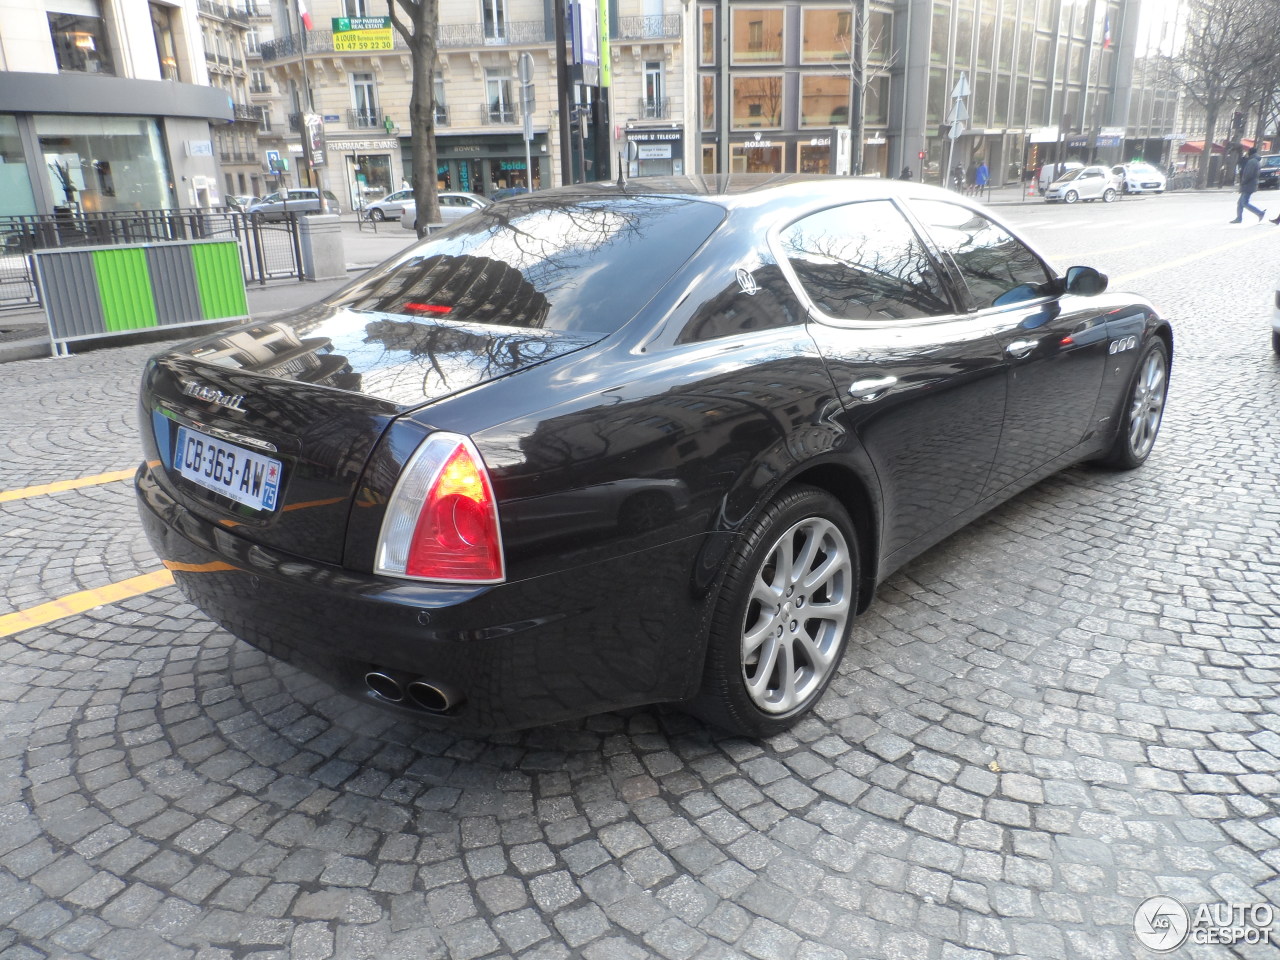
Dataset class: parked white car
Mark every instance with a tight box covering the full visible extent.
[1037,161,1082,194]
[399,192,492,230]
[248,188,341,220]
[1043,165,1121,204]
[1110,162,1167,194]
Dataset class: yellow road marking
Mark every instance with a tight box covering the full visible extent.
[0,570,175,639]
[0,468,136,503]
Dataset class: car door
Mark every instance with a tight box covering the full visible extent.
[776,200,1008,566]
[907,198,1111,496]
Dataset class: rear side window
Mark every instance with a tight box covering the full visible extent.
[333,196,724,334]
[779,200,953,321]
[910,199,1054,310]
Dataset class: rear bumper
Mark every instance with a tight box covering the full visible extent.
[137,463,714,731]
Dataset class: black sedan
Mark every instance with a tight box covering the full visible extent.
[135,175,1172,737]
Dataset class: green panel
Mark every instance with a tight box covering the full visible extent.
[92,248,158,332]
[191,242,249,320]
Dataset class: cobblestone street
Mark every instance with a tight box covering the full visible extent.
[1,190,1278,960]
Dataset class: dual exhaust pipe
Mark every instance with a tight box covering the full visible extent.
[364,670,459,713]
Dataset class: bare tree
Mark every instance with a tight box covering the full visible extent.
[1162,0,1268,188]
[389,0,441,236]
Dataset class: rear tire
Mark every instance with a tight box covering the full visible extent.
[690,486,858,737]
[1096,339,1169,469]
[1103,188,1117,203]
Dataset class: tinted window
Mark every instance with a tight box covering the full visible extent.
[779,200,952,321]
[332,196,724,334]
[910,199,1054,310]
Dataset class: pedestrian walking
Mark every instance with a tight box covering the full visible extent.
[1230,147,1266,223]
[951,162,965,192]
[973,160,989,196]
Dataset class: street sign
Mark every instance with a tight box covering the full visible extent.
[948,101,969,123]
[518,51,534,85]
[948,121,965,141]
[950,74,970,99]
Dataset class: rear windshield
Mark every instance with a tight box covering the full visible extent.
[332,195,724,334]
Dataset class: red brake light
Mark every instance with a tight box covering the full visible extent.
[376,434,505,583]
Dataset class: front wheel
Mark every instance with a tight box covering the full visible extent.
[1064,190,1079,204]
[691,486,858,737]
[1096,339,1169,469]
[1103,188,1117,203]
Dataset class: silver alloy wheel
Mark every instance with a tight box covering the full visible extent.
[740,517,853,714]
[1127,348,1167,460]
[1065,190,1079,204]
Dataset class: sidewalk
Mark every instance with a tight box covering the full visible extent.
[0,219,417,363]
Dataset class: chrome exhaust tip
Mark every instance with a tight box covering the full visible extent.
[364,670,406,703]
[406,680,458,713]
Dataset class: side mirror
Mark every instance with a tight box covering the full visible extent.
[1064,265,1108,296]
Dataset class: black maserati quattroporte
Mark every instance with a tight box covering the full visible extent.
[136,175,1172,736]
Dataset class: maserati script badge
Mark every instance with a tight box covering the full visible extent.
[180,379,248,413]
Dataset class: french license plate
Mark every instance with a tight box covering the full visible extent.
[175,426,282,511]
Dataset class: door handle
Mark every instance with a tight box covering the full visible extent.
[848,375,898,401]
[1005,338,1038,359]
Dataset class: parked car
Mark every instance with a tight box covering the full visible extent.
[1110,161,1167,194]
[226,194,259,212]
[1037,161,1082,194]
[1044,165,1121,203]
[363,189,414,221]
[135,175,1172,736]
[1258,154,1280,190]
[399,191,491,230]
[248,188,341,220]
[1272,273,1280,355]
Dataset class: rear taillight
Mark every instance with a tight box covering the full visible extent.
[375,433,505,584]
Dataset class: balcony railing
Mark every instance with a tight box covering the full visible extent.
[233,102,262,122]
[481,103,521,125]
[639,97,670,119]
[612,14,681,40]
[261,21,553,60]
[198,1,249,22]
[347,109,382,129]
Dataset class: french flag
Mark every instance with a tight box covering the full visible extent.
[1102,12,1112,49]
[298,0,313,30]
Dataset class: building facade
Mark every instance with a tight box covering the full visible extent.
[695,0,1184,186]
[256,0,689,206]
[0,0,235,215]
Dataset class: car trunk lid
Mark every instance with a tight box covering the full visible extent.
[141,305,600,564]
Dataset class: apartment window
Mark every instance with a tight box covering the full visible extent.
[251,68,269,93]
[434,72,448,125]
[644,62,664,118]
[246,28,259,54]
[345,0,375,15]
[482,0,507,41]
[150,2,180,80]
[49,0,116,75]
[351,73,378,127]
[731,75,783,128]
[800,74,849,127]
[865,74,889,125]
[700,7,715,66]
[731,8,783,64]
[486,68,514,122]
[801,8,851,62]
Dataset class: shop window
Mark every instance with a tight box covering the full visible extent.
[801,8,851,62]
[731,75,783,129]
[700,7,716,65]
[800,74,849,128]
[49,0,116,75]
[702,144,717,173]
[36,114,173,213]
[0,117,37,217]
[731,8,783,64]
[701,75,716,131]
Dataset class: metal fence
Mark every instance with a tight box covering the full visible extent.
[0,209,302,310]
